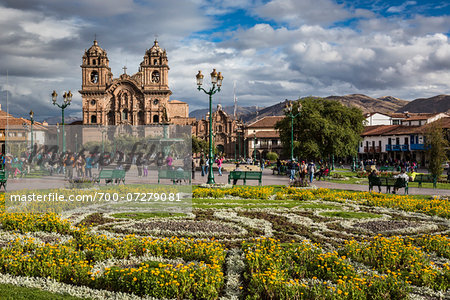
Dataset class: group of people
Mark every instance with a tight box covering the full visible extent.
[0,149,185,181]
[359,159,420,173]
[197,155,225,177]
[275,159,330,183]
[368,168,411,194]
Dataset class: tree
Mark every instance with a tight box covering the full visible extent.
[192,135,209,155]
[266,152,278,161]
[275,97,365,160]
[425,120,448,178]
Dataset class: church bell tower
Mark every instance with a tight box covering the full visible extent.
[140,39,170,90]
[81,40,112,91]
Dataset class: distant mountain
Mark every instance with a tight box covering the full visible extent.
[325,94,408,114]
[44,116,82,125]
[189,105,259,120]
[240,95,408,124]
[241,100,288,123]
[396,94,450,113]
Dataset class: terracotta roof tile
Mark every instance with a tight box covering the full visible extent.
[246,131,280,138]
[247,116,284,128]
[362,125,398,136]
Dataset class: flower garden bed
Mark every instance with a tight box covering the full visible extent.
[0,186,448,299]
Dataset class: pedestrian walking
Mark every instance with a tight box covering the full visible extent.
[308,161,316,183]
[216,156,223,176]
[288,160,296,182]
[192,156,196,180]
[200,155,205,176]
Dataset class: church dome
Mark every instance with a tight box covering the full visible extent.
[87,40,106,56]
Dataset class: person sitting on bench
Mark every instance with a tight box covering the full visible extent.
[233,163,242,185]
[393,168,409,194]
[368,169,381,192]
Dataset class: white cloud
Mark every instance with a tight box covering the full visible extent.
[253,0,351,26]
[387,1,417,13]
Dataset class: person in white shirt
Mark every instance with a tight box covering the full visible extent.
[393,169,410,193]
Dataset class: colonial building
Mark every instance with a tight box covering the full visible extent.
[80,39,191,126]
[192,104,244,158]
[245,116,283,160]
[359,113,449,163]
[0,105,51,154]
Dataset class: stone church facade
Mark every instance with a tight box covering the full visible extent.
[192,105,244,158]
[80,39,192,126]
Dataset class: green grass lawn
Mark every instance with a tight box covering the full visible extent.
[0,283,88,300]
[319,211,382,219]
[111,212,187,219]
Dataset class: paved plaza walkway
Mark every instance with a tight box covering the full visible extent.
[4,165,450,197]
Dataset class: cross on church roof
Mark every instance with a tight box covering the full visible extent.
[122,66,127,74]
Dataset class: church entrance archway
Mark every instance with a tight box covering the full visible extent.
[217,144,225,155]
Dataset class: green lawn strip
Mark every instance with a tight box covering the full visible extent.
[326,177,369,185]
[319,211,382,219]
[296,203,342,210]
[193,203,298,209]
[111,212,187,219]
[330,171,357,177]
[0,283,88,300]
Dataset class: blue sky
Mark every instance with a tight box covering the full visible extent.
[0,0,449,121]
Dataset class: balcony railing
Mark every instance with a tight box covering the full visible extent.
[410,144,426,151]
[386,144,409,151]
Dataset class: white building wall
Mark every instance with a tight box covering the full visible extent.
[364,113,392,126]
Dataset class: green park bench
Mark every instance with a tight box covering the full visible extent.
[95,169,115,185]
[379,166,397,172]
[368,176,394,193]
[389,177,408,194]
[228,171,262,185]
[0,170,7,191]
[368,177,408,194]
[113,169,126,184]
[413,174,437,188]
[158,169,191,184]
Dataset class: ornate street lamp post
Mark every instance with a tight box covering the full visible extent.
[100,125,108,154]
[253,130,258,164]
[56,123,60,151]
[196,69,223,184]
[52,91,72,153]
[22,110,35,154]
[285,101,302,161]
[29,110,34,153]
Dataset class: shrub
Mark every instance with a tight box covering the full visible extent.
[266,152,278,161]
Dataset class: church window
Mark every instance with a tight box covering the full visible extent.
[91,115,97,124]
[93,59,96,65]
[153,99,159,105]
[153,59,158,65]
[90,71,99,83]
[218,125,223,132]
[122,109,128,120]
[153,115,160,123]
[152,71,160,83]
[90,100,96,106]
[138,110,144,118]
